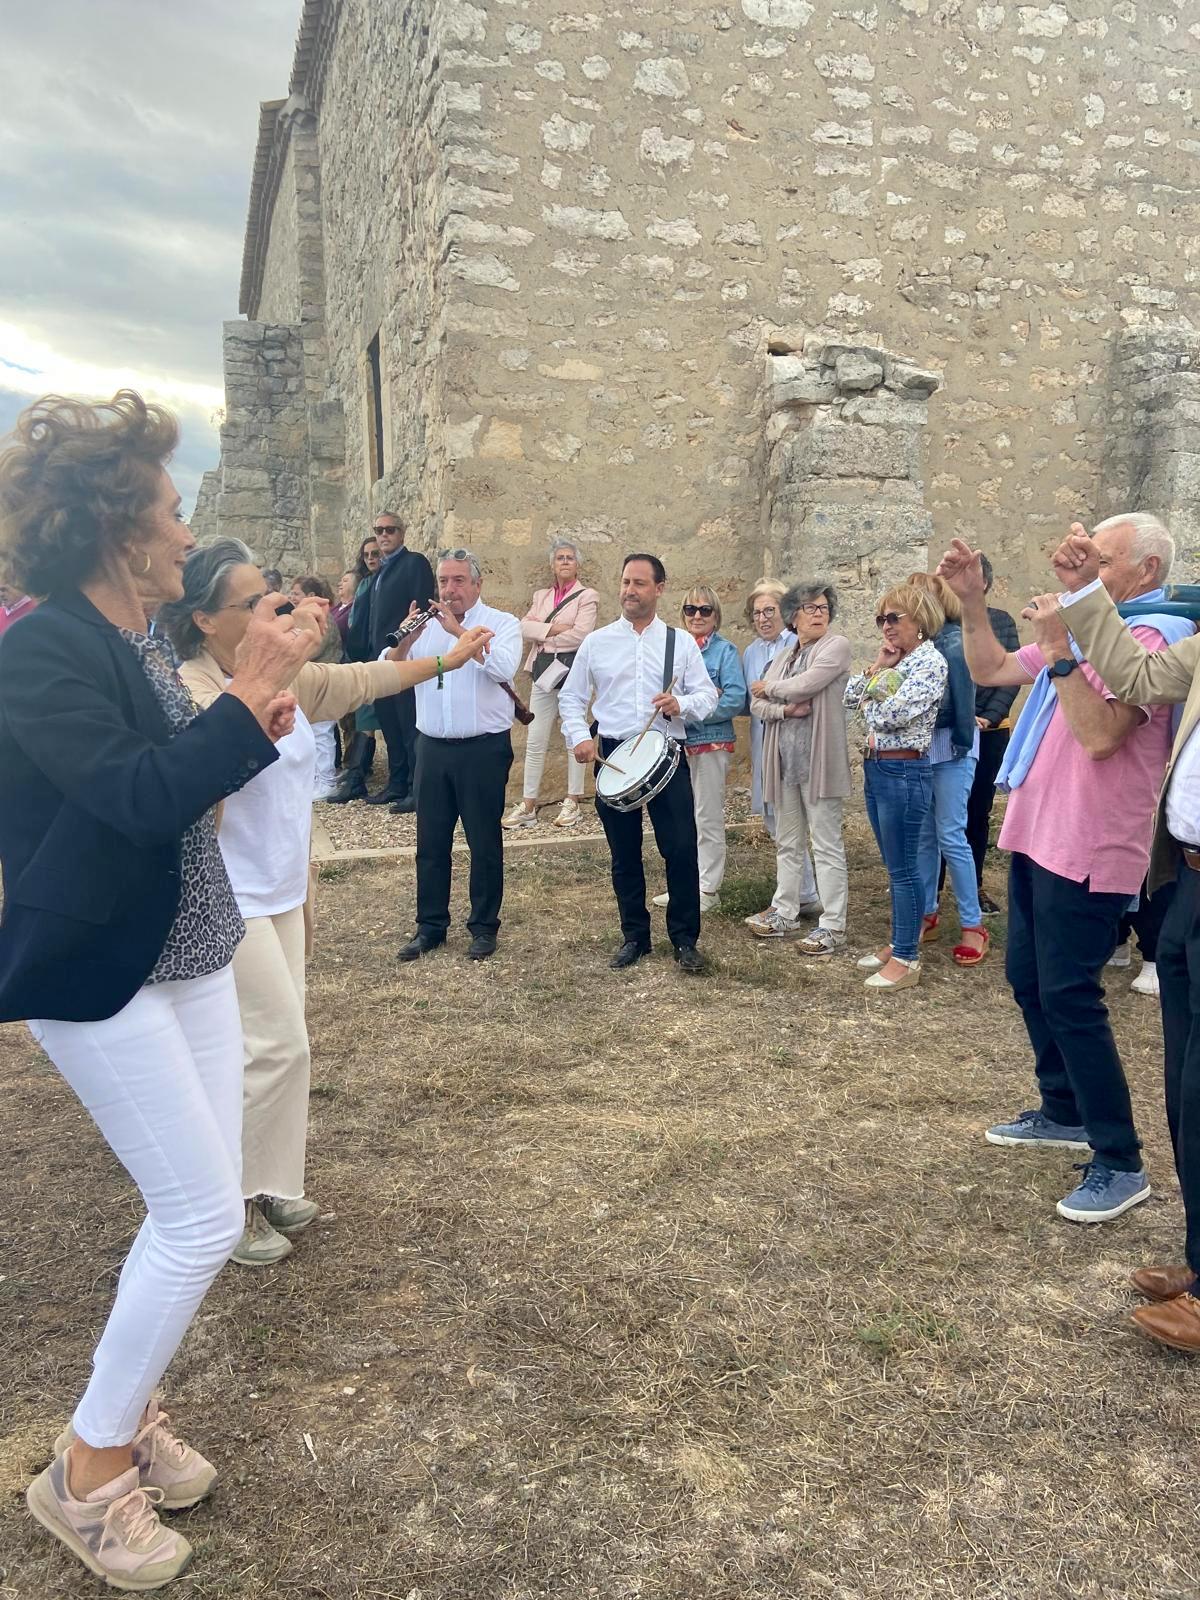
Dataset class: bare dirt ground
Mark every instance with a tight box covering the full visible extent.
[1,822,1196,1600]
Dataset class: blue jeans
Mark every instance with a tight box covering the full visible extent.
[919,754,982,930]
[864,756,933,962]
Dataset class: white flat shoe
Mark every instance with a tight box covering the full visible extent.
[864,959,921,990]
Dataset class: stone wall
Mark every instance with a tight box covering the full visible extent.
[258,135,302,325]
[206,0,1200,625]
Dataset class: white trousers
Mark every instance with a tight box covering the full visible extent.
[233,905,310,1201]
[312,720,337,796]
[29,968,245,1448]
[523,680,584,801]
[775,780,848,932]
[687,748,730,896]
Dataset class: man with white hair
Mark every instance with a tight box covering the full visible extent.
[937,514,1187,1227]
[1049,516,1200,1351]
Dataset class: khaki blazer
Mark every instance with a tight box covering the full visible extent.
[1060,584,1200,892]
[750,630,852,805]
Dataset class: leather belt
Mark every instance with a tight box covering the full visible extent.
[1179,844,1200,873]
[864,747,922,761]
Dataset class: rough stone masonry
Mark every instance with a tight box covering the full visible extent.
[192,0,1200,635]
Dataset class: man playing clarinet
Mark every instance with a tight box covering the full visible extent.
[559,553,718,972]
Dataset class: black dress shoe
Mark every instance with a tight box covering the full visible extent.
[366,788,407,806]
[467,934,497,961]
[673,944,705,974]
[610,940,651,970]
[397,931,446,963]
[388,794,417,815]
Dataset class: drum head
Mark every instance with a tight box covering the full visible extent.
[596,729,669,799]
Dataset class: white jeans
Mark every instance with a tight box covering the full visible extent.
[234,905,310,1201]
[775,781,848,932]
[523,680,584,801]
[688,748,730,896]
[312,720,337,796]
[29,968,245,1448]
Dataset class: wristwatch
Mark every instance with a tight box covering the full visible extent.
[1049,656,1078,679]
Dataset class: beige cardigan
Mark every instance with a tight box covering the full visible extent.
[750,630,852,805]
[1058,584,1200,893]
[520,584,599,674]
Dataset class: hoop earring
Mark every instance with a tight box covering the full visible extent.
[131,549,152,577]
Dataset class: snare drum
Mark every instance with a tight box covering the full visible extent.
[595,729,681,813]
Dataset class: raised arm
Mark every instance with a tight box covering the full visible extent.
[936,540,1031,687]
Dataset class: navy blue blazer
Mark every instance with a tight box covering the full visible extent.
[0,590,279,1024]
[346,545,436,662]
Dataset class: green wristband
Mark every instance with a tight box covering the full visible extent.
[436,654,444,689]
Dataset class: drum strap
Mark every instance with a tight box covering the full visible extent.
[663,626,677,693]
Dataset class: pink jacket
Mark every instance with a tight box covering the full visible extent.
[520,583,599,673]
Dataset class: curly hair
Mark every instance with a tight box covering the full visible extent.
[0,391,179,597]
[293,574,334,602]
[781,580,838,625]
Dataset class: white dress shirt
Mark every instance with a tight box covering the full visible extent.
[412,599,523,738]
[559,614,718,747]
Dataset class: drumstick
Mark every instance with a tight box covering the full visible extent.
[594,754,626,776]
[631,677,677,755]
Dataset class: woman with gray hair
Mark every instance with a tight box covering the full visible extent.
[749,581,852,953]
[158,540,491,1267]
[506,538,599,829]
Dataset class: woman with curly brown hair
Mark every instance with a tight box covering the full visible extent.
[0,391,320,1589]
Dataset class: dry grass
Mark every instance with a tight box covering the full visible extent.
[1,823,1196,1600]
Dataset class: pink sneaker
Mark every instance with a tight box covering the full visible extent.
[26,1455,191,1591]
[54,1398,217,1511]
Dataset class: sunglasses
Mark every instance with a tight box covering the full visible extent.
[875,611,908,628]
[683,604,714,618]
[373,526,399,535]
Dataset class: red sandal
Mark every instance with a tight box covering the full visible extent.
[920,913,940,944]
[953,926,990,966]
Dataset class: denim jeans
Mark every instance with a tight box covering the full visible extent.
[864,755,933,961]
[920,753,982,929]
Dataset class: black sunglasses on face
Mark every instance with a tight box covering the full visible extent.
[875,611,908,628]
[683,604,714,618]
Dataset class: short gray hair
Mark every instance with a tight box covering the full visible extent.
[1095,512,1175,582]
[781,580,838,625]
[157,537,257,660]
[437,546,482,582]
[550,537,582,565]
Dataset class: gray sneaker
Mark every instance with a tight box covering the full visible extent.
[985,1109,1091,1151]
[230,1199,293,1267]
[260,1195,319,1236]
[26,1456,191,1590]
[1057,1161,1151,1223]
[748,909,802,940]
[797,927,846,956]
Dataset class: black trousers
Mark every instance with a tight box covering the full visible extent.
[1005,851,1141,1170]
[1155,866,1200,1274]
[414,730,513,937]
[595,736,700,949]
[966,727,1009,886]
[1119,877,1176,962]
[375,689,418,797]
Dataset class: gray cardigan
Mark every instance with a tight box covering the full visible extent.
[751,630,852,803]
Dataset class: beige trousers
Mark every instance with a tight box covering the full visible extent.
[775,780,848,932]
[232,904,310,1201]
[523,680,585,801]
[688,748,730,897]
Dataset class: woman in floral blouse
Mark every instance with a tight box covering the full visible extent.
[844,582,948,991]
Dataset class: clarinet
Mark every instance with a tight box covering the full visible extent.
[384,603,438,650]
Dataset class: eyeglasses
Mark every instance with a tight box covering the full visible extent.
[220,594,267,613]
[799,603,830,616]
[751,607,777,620]
[875,611,908,629]
[683,604,714,618]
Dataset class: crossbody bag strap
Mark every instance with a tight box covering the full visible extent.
[540,585,582,636]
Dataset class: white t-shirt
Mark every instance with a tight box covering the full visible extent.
[217,699,316,920]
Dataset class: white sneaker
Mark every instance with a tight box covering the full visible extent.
[553,797,582,828]
[652,891,670,907]
[502,803,538,830]
[699,892,720,913]
[1131,961,1160,996]
[744,905,777,928]
[1107,941,1132,969]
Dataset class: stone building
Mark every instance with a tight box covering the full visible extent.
[193,0,1200,630]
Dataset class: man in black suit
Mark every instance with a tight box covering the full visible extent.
[350,512,435,811]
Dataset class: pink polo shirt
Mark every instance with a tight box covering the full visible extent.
[998,631,1172,895]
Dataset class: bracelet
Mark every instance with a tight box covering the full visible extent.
[436,655,444,690]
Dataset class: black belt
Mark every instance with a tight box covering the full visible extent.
[423,730,506,746]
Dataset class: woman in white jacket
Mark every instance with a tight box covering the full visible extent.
[159,539,490,1266]
[504,539,599,830]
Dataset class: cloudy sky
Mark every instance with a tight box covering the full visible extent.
[0,0,300,510]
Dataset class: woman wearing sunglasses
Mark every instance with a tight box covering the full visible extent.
[653,585,747,913]
[845,584,949,990]
[749,582,852,951]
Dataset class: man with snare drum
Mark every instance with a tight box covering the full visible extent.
[559,553,717,972]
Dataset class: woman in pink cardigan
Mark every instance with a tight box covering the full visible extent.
[505,540,599,830]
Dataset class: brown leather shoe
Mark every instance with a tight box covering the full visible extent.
[1130,1264,1197,1303]
[1132,1293,1200,1352]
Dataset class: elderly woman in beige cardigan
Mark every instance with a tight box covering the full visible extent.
[749,581,852,955]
